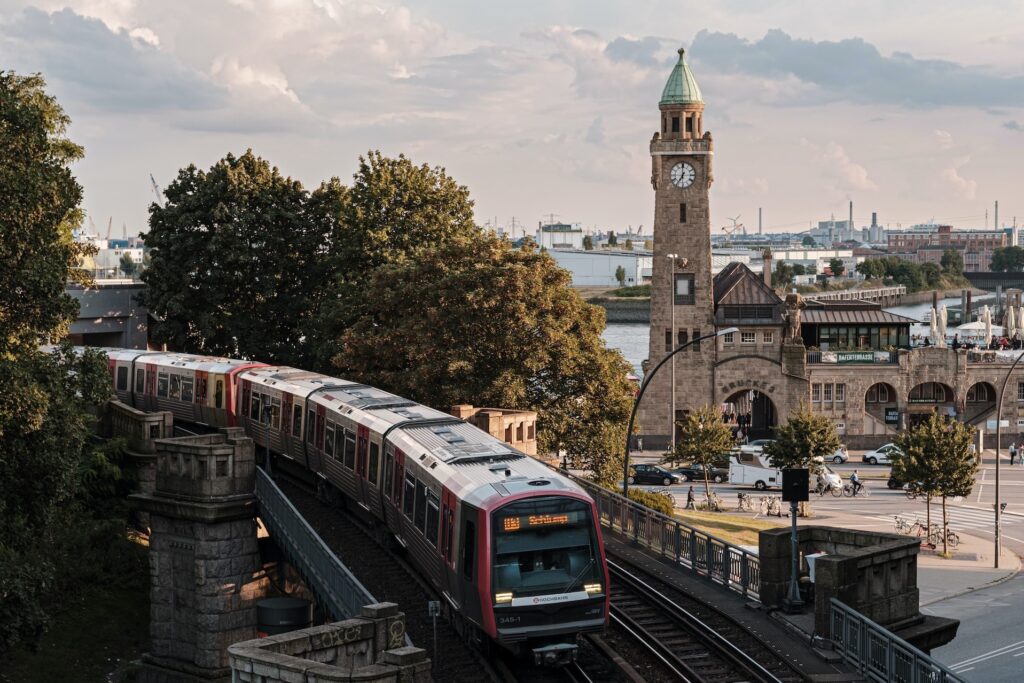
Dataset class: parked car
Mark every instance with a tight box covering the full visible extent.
[673,462,728,483]
[830,446,849,464]
[628,464,681,486]
[863,443,900,465]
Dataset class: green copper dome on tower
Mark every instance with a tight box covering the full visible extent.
[660,47,703,105]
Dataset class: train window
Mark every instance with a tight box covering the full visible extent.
[414,480,426,532]
[384,453,394,500]
[462,518,476,580]
[403,474,416,518]
[425,491,439,547]
[251,393,262,421]
[368,442,380,484]
[169,375,181,400]
[271,397,281,429]
[325,421,336,458]
[343,431,355,468]
[116,366,128,391]
[215,380,224,409]
[157,372,169,398]
[291,405,302,437]
[181,378,194,403]
[306,409,315,443]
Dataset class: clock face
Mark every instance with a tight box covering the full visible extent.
[670,162,695,188]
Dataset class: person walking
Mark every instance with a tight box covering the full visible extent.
[685,486,696,510]
[1010,442,1018,466]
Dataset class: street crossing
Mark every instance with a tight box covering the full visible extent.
[870,505,1024,533]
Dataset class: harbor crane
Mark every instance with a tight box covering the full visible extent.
[150,174,165,207]
[720,215,746,240]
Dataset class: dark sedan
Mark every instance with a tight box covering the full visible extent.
[627,464,682,486]
[673,463,728,484]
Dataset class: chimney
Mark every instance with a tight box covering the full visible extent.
[759,207,763,235]
[849,200,854,236]
[762,248,773,288]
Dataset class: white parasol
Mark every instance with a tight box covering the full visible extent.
[929,307,939,346]
[938,304,948,348]
[1008,306,1017,340]
[984,305,993,344]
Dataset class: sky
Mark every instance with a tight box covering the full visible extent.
[2,0,1023,238]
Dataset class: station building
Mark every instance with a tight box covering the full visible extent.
[638,48,1023,449]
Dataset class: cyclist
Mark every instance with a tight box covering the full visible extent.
[850,469,863,496]
[816,469,831,495]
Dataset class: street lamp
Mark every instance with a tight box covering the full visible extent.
[622,327,740,497]
[667,253,679,453]
[994,353,1024,567]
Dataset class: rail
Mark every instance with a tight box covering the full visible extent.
[569,475,760,600]
[830,598,964,683]
[254,468,410,645]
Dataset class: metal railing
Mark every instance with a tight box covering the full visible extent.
[255,468,405,638]
[569,475,760,600]
[830,598,964,683]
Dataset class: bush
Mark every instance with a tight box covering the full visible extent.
[626,488,675,516]
[609,284,651,298]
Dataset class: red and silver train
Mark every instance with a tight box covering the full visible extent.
[98,348,609,665]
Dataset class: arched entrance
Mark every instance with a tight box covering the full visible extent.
[864,382,898,433]
[722,389,777,440]
[964,381,997,424]
[907,382,956,427]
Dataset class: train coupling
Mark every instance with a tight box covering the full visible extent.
[532,643,577,667]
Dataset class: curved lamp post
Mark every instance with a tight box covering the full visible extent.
[622,327,739,497]
[994,352,1024,567]
[667,253,679,453]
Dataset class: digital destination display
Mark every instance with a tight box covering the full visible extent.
[501,512,580,532]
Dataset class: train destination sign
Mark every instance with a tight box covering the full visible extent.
[501,512,581,532]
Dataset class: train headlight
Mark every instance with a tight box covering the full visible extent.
[584,583,603,595]
[494,592,513,604]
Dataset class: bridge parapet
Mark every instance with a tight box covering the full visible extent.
[153,428,254,501]
[105,399,173,453]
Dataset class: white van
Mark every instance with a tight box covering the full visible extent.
[729,450,783,490]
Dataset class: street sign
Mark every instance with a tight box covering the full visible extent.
[427,601,440,617]
[986,419,1010,430]
[782,468,809,502]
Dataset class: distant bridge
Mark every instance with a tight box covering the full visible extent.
[964,272,1024,291]
[807,285,906,306]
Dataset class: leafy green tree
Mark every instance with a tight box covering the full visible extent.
[608,231,618,246]
[140,150,332,366]
[990,246,1024,272]
[119,253,137,278]
[940,248,964,275]
[893,413,976,554]
[0,72,115,650]
[792,264,807,276]
[764,404,841,513]
[330,234,634,487]
[614,265,626,286]
[771,261,794,287]
[920,262,942,288]
[829,257,846,278]
[664,406,734,501]
[624,238,633,251]
[802,236,816,247]
[582,234,594,250]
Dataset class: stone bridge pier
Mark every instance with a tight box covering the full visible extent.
[131,429,269,682]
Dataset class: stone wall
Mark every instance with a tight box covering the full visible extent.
[228,603,429,683]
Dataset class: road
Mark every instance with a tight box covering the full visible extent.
[632,452,1024,682]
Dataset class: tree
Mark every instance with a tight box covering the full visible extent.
[802,236,816,247]
[893,413,976,555]
[920,262,942,288]
[0,72,115,650]
[330,234,634,487]
[764,404,841,514]
[664,406,735,502]
[608,231,618,246]
[990,246,1024,272]
[771,261,794,287]
[829,257,846,278]
[140,151,333,367]
[940,248,964,275]
[119,253,137,278]
[624,238,633,251]
[614,265,626,286]
[792,264,807,276]
[582,234,594,250]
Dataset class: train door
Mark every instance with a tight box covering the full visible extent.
[312,403,326,474]
[355,425,370,508]
[132,361,145,410]
[145,364,158,412]
[441,487,458,602]
[456,503,484,627]
[195,370,209,425]
[392,448,406,540]
[280,393,294,457]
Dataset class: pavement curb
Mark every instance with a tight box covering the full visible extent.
[920,549,1023,607]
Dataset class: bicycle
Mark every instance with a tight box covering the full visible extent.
[842,482,871,497]
[736,492,755,513]
[816,482,844,498]
[927,527,960,549]
[894,515,913,534]
[702,493,725,512]
[758,495,783,517]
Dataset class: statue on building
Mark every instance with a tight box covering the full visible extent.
[785,292,805,342]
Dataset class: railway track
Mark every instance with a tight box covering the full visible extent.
[608,559,799,683]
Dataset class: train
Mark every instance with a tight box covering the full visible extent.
[96,348,609,666]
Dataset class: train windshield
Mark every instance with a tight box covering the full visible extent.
[492,497,601,598]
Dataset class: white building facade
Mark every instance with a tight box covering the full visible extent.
[547,249,653,287]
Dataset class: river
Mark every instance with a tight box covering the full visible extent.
[600,293,984,376]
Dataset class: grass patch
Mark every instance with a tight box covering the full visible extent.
[607,284,651,298]
[2,540,149,683]
[675,509,782,547]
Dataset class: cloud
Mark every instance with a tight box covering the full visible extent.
[941,159,977,200]
[691,28,1024,107]
[933,129,954,149]
[1005,120,1024,132]
[0,8,222,112]
[801,139,877,192]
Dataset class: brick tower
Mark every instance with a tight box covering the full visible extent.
[640,47,715,447]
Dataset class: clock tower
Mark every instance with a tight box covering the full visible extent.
[641,47,715,446]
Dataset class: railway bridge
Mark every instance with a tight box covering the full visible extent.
[808,284,906,306]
